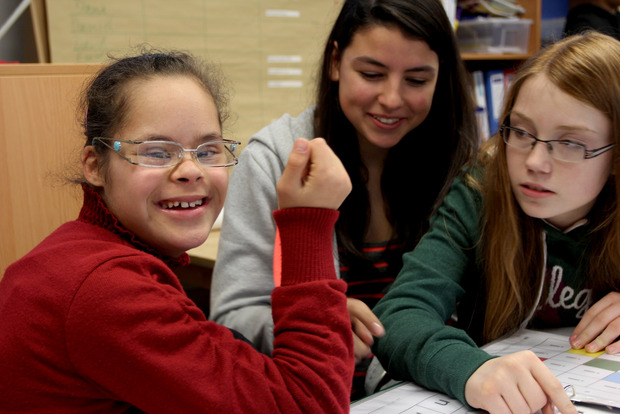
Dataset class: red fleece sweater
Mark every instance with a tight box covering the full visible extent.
[0,186,353,413]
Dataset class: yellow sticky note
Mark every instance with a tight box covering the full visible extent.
[566,348,606,358]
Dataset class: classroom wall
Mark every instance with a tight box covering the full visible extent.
[43,0,343,148]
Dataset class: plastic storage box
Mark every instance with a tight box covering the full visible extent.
[456,17,533,54]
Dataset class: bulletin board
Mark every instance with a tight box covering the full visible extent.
[45,0,343,146]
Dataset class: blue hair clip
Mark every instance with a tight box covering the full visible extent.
[229,143,237,152]
[113,141,121,152]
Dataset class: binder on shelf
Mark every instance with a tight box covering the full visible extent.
[503,68,516,92]
[472,70,490,141]
[484,69,505,137]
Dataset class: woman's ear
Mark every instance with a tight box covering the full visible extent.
[82,146,105,187]
[329,41,341,82]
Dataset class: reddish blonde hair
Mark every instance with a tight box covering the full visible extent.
[477,32,620,342]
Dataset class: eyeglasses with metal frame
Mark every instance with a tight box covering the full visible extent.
[499,125,614,163]
[92,137,241,168]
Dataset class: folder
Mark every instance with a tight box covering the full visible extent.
[484,69,505,137]
[472,70,490,141]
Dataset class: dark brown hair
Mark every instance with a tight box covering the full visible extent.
[315,0,479,270]
[78,48,230,180]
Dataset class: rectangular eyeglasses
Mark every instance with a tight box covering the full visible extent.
[92,137,241,168]
[500,125,613,163]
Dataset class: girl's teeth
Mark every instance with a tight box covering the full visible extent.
[374,116,398,124]
[163,199,203,209]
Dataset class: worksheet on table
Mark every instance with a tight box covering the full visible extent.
[351,329,620,414]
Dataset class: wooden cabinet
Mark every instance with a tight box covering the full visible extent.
[0,64,101,276]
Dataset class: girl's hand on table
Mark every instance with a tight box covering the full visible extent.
[465,351,577,414]
[570,291,620,354]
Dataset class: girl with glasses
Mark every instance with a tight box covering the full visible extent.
[210,0,480,399]
[373,31,620,413]
[0,50,354,413]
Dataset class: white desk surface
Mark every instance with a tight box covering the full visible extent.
[187,229,220,268]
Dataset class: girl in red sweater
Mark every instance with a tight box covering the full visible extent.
[0,51,353,413]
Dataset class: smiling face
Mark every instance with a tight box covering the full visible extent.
[329,24,439,158]
[506,74,613,230]
[83,75,228,257]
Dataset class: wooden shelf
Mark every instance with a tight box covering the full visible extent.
[460,0,542,64]
[461,52,532,61]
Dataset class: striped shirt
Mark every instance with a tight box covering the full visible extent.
[339,240,403,401]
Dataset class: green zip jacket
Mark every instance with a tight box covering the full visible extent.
[373,173,594,406]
